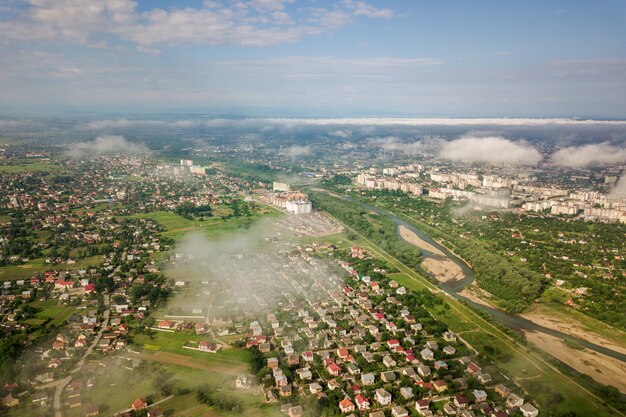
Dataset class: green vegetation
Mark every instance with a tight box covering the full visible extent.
[132,331,251,365]
[0,334,27,382]
[0,159,57,173]
[175,202,213,220]
[356,189,625,327]
[309,190,421,267]
[316,203,624,417]
[131,204,279,241]
[222,160,283,182]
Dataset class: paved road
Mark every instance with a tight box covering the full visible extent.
[52,295,110,417]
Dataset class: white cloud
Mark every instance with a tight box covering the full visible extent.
[68,135,150,158]
[550,142,626,167]
[284,145,313,158]
[260,117,626,127]
[342,0,395,19]
[610,176,626,199]
[81,117,626,131]
[440,135,542,166]
[0,0,397,50]
[367,136,428,156]
[329,129,352,138]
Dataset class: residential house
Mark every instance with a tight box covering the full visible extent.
[417,364,431,377]
[148,408,164,417]
[443,346,456,356]
[520,403,539,417]
[467,362,481,374]
[380,371,396,383]
[495,384,511,398]
[355,395,370,411]
[472,390,488,403]
[309,382,323,394]
[401,367,417,379]
[374,389,392,406]
[280,384,292,397]
[443,403,456,415]
[131,398,148,411]
[415,400,430,414]
[328,363,342,376]
[433,380,447,393]
[421,348,434,361]
[507,393,524,408]
[293,367,311,380]
[400,387,414,400]
[478,373,492,384]
[361,373,375,385]
[347,363,361,375]
[382,355,396,368]
[391,406,409,417]
[339,398,355,413]
[453,394,469,409]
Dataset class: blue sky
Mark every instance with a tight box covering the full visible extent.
[0,0,625,117]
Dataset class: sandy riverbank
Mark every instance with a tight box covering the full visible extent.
[523,330,626,393]
[399,225,465,283]
[398,225,626,380]
[458,284,497,309]
[521,311,626,356]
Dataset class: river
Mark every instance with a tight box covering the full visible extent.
[352,196,626,363]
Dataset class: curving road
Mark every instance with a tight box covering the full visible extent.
[52,295,110,417]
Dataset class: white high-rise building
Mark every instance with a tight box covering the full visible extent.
[273,182,290,192]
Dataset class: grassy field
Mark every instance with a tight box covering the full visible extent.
[51,358,275,417]
[62,362,161,417]
[0,258,46,280]
[0,255,102,281]
[131,208,280,241]
[0,159,58,172]
[21,298,78,341]
[30,298,78,325]
[133,331,251,366]
[322,216,623,417]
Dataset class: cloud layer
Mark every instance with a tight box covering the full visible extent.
[81,117,626,132]
[610,176,626,199]
[367,136,427,156]
[284,145,313,158]
[67,135,150,158]
[440,135,542,166]
[0,0,396,50]
[550,142,626,167]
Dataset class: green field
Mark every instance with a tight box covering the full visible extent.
[0,159,58,173]
[0,259,46,280]
[0,255,102,281]
[131,207,281,241]
[62,361,162,417]
[29,298,78,325]
[133,331,251,366]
